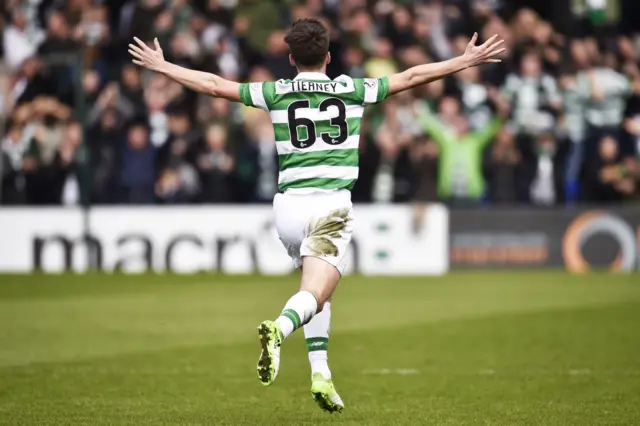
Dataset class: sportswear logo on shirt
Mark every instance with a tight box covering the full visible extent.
[364,79,377,89]
[250,82,261,92]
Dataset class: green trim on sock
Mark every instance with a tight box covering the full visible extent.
[280,309,301,329]
[306,337,329,352]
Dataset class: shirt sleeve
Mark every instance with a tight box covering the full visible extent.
[355,77,390,105]
[418,110,451,148]
[475,118,502,149]
[238,82,268,111]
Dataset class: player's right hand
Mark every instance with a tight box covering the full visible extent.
[128,37,165,72]
[463,33,506,67]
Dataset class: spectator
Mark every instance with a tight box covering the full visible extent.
[522,132,565,207]
[263,30,293,80]
[236,115,278,203]
[410,136,439,234]
[196,122,234,203]
[485,128,522,205]
[168,0,194,34]
[88,67,143,128]
[74,5,110,48]
[418,93,508,207]
[502,50,561,138]
[581,46,631,142]
[584,135,636,203]
[59,120,82,205]
[351,120,378,203]
[371,95,416,203]
[118,0,165,42]
[364,37,396,79]
[1,125,28,204]
[456,66,493,131]
[37,11,78,56]
[411,137,439,205]
[88,107,120,203]
[3,10,44,72]
[119,64,145,114]
[559,65,587,202]
[385,6,414,49]
[623,76,640,159]
[342,46,365,79]
[159,104,200,169]
[1,0,639,206]
[144,74,181,147]
[623,77,640,199]
[21,110,77,205]
[116,120,156,204]
[12,57,55,105]
[155,160,199,204]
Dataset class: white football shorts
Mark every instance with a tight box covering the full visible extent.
[273,189,354,275]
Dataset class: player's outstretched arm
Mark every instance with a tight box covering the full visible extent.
[387,33,505,96]
[128,37,241,102]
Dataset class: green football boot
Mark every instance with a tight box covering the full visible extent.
[256,320,282,386]
[310,372,344,413]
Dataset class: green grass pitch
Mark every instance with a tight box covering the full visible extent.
[1,272,639,425]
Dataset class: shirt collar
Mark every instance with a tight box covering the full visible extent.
[294,72,330,81]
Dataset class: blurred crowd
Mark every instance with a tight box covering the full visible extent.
[2,0,640,206]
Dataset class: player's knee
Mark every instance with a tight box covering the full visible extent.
[300,256,340,307]
[300,287,326,307]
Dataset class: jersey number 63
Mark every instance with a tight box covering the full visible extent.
[287,98,348,149]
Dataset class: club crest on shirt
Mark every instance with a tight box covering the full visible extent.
[364,79,377,89]
[250,82,261,92]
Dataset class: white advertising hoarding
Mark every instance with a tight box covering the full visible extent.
[0,208,85,273]
[0,205,448,275]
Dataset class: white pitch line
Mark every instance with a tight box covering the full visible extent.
[361,368,419,375]
[568,369,592,376]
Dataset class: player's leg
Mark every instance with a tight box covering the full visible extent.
[295,205,352,411]
[298,257,345,413]
[267,205,351,340]
[293,262,338,404]
[256,194,305,387]
[304,296,344,413]
[291,263,333,382]
[256,258,336,387]
[304,298,331,380]
[257,201,351,390]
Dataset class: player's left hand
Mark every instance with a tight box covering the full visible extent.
[463,33,506,67]
[128,37,165,72]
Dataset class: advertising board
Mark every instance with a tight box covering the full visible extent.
[0,205,449,275]
[449,208,640,272]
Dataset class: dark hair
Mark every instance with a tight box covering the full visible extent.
[126,115,149,132]
[284,18,330,69]
[165,101,189,118]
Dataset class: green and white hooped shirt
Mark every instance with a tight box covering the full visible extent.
[239,72,389,194]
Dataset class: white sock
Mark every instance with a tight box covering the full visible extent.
[304,301,331,379]
[274,291,318,340]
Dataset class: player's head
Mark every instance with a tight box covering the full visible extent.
[284,18,331,72]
